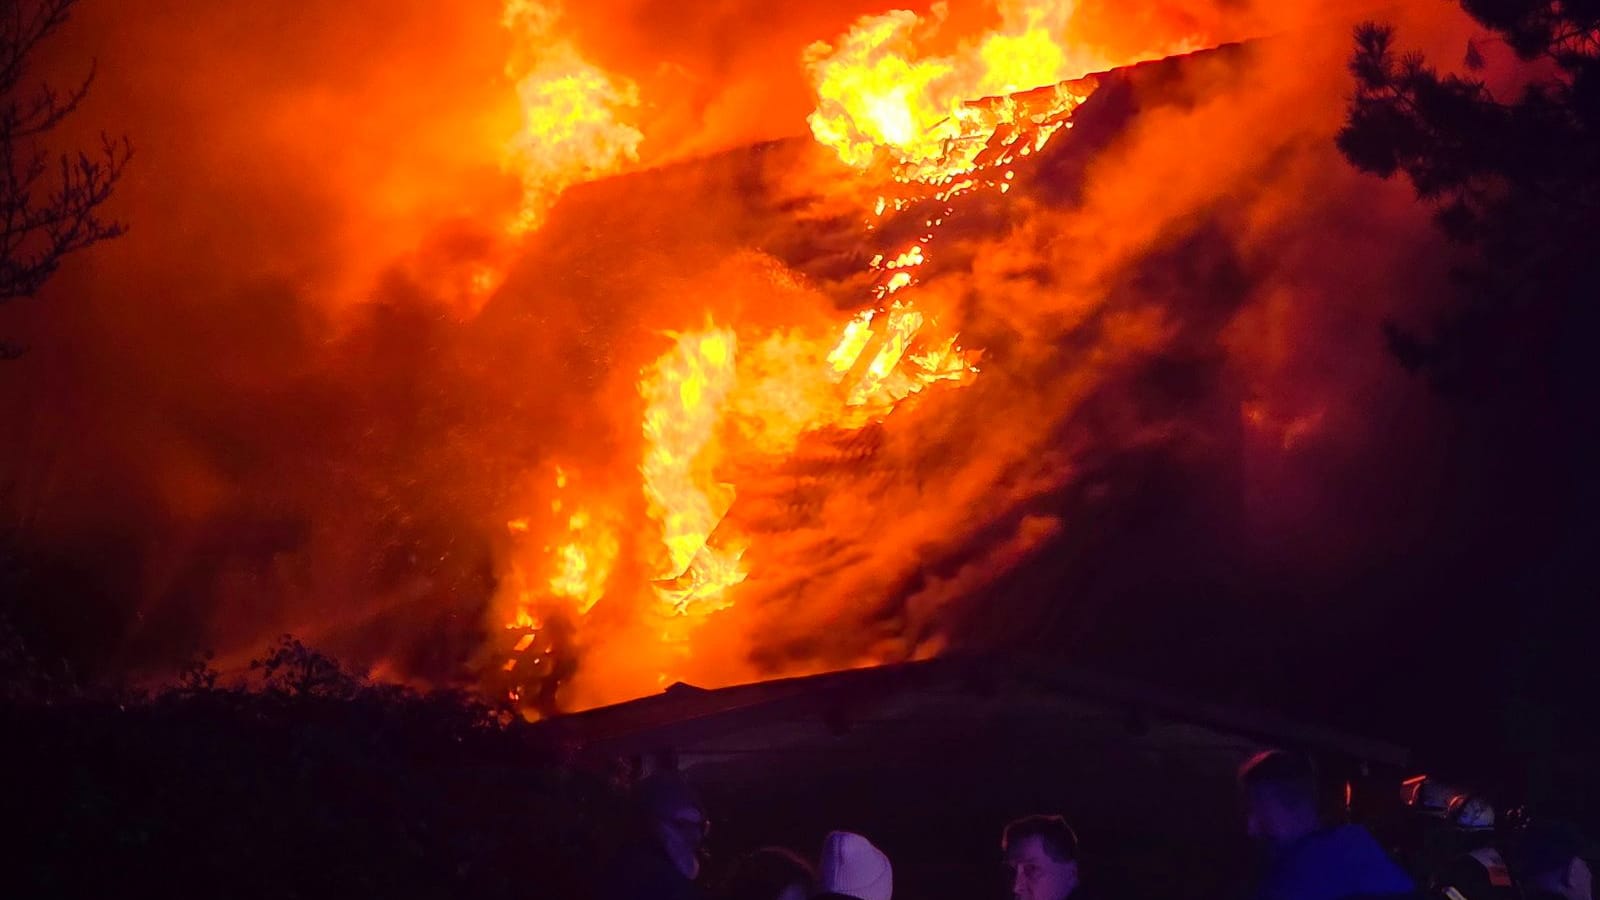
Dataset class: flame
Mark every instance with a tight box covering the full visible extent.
[495,297,978,698]
[804,8,957,169]
[548,510,618,615]
[805,0,1195,178]
[498,467,617,681]
[639,327,747,620]
[630,309,977,626]
[502,0,642,232]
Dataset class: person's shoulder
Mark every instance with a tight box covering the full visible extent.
[1275,824,1380,863]
[1317,824,1406,860]
[1325,825,1412,870]
[1322,823,1385,845]
[1262,825,1414,900]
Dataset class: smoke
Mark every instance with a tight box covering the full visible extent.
[5,0,532,676]
[0,0,1504,715]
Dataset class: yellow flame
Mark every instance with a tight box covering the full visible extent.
[804,9,956,170]
[826,310,878,381]
[502,1,642,232]
[805,0,1187,179]
[548,510,618,615]
[496,303,978,700]
[639,327,745,617]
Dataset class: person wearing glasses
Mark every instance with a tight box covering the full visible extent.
[603,771,713,900]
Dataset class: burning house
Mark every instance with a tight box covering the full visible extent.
[3,0,1478,741]
[478,42,1261,717]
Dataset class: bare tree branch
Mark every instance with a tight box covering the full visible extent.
[1,0,130,314]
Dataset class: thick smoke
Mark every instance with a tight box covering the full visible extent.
[0,0,1502,719]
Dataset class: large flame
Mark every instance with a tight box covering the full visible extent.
[496,293,979,705]
[490,225,982,707]
[640,327,747,618]
[501,0,643,232]
[805,0,1198,178]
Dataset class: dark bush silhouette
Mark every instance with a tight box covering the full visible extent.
[3,634,621,899]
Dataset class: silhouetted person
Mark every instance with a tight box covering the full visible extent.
[602,771,711,900]
[1428,794,1517,900]
[1239,749,1415,900]
[1399,776,1471,887]
[817,831,892,900]
[717,847,815,900]
[1514,822,1592,900]
[1002,815,1081,900]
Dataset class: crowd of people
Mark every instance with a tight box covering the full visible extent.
[598,750,1592,900]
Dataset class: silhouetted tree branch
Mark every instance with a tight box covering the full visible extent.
[1336,3,1599,391]
[1339,5,1600,804]
[249,635,368,700]
[1,0,131,324]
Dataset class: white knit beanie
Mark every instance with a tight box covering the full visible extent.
[820,831,893,900]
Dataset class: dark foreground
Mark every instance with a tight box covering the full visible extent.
[8,644,1595,900]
